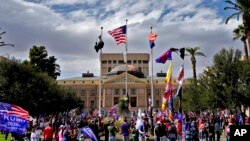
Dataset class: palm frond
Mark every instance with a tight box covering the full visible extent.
[225,12,242,24]
[225,0,241,9]
[224,6,240,11]
[196,52,206,57]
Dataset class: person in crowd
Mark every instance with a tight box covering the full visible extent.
[185,123,192,141]
[43,123,53,141]
[121,118,130,141]
[198,120,206,141]
[153,121,161,141]
[104,120,110,141]
[168,121,177,141]
[58,125,64,141]
[214,119,220,141]
[108,121,117,141]
[138,120,147,141]
[225,122,232,141]
[89,119,99,141]
[208,119,215,141]
[177,120,182,141]
[30,128,38,141]
[62,125,70,141]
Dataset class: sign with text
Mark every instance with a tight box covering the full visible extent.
[0,111,28,135]
[230,125,250,141]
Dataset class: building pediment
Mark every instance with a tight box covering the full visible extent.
[103,72,146,84]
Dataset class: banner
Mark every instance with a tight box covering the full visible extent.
[0,111,28,135]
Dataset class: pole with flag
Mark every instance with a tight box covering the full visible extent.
[99,27,103,117]
[125,20,128,98]
[94,27,104,117]
[178,48,185,113]
[149,26,157,107]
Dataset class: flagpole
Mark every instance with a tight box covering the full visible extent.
[98,27,103,117]
[179,60,184,114]
[150,26,154,107]
[125,20,128,97]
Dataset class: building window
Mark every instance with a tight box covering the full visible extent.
[81,90,85,97]
[115,89,119,95]
[127,60,131,64]
[108,67,112,72]
[143,60,148,64]
[102,61,107,64]
[82,101,85,108]
[113,60,117,64]
[155,89,159,95]
[138,60,142,64]
[108,60,112,64]
[156,100,160,107]
[90,100,95,108]
[118,60,123,64]
[138,67,142,72]
[130,97,137,107]
[147,89,150,96]
[91,90,95,96]
[114,97,119,105]
[131,89,136,95]
[123,89,126,95]
[133,60,137,64]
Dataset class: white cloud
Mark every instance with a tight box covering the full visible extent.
[0,0,243,80]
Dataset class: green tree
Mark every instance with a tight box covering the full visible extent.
[199,49,250,109]
[233,24,249,61]
[0,58,79,115]
[224,0,250,58]
[29,46,60,79]
[185,47,206,81]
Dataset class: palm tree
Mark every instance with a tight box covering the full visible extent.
[186,47,206,81]
[224,0,250,58]
[233,24,249,60]
[0,28,14,47]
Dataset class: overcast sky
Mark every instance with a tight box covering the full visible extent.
[0,0,243,80]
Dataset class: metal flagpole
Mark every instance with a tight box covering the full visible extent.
[125,20,128,97]
[150,26,154,107]
[98,27,103,117]
[179,60,184,114]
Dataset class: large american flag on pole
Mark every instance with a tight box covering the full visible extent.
[0,102,30,121]
[108,25,127,45]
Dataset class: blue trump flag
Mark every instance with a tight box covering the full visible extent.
[81,126,98,141]
[0,111,28,135]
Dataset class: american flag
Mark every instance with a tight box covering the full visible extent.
[0,102,30,121]
[108,25,127,45]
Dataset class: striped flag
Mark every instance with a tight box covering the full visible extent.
[156,49,172,64]
[177,65,184,84]
[0,102,30,121]
[81,127,98,141]
[108,25,127,45]
[175,65,184,97]
[149,33,157,48]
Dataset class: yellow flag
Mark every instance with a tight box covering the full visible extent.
[165,62,172,83]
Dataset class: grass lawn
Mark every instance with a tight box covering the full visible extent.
[0,133,11,141]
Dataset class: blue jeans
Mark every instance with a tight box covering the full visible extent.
[123,136,129,141]
[109,136,116,141]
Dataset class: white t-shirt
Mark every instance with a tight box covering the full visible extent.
[31,132,38,141]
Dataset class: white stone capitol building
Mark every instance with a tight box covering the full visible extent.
[57,53,181,110]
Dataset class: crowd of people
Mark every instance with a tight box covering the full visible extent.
[1,108,249,141]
